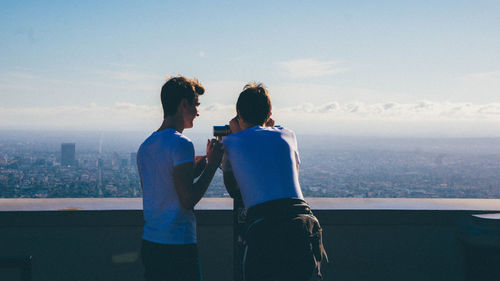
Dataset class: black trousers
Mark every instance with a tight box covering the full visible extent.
[243,198,327,281]
[141,240,202,281]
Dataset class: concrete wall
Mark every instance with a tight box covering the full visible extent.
[1,199,500,281]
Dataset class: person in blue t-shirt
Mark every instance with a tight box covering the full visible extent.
[222,83,328,281]
[137,76,223,281]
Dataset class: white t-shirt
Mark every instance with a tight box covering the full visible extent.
[222,126,304,209]
[137,129,196,244]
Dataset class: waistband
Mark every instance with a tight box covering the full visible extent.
[246,198,312,224]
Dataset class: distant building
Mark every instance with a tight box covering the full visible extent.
[97,158,104,188]
[130,152,137,167]
[61,143,76,167]
[120,159,128,169]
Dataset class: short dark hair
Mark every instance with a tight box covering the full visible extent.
[161,76,204,117]
[236,83,272,125]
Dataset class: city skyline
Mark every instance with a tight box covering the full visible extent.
[1,1,500,136]
[2,136,500,199]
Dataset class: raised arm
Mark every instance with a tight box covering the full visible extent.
[193,155,207,178]
[173,139,223,210]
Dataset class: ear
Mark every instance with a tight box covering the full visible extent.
[180,98,189,110]
[236,110,243,123]
[263,112,272,123]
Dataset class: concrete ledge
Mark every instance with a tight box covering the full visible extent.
[2,199,500,281]
[1,197,500,211]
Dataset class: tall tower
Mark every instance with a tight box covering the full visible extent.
[61,143,76,167]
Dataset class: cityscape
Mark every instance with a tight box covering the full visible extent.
[0,141,141,198]
[1,132,500,199]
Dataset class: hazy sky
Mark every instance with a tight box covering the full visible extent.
[1,0,500,136]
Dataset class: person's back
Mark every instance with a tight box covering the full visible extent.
[223,125,303,209]
[137,76,223,281]
[222,83,327,281]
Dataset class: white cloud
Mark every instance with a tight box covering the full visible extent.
[0,103,161,130]
[5,72,38,80]
[279,59,347,78]
[278,101,500,121]
[460,71,500,82]
[0,70,162,107]
[1,101,500,137]
[270,82,404,107]
[272,101,500,137]
[0,71,77,92]
[200,103,233,112]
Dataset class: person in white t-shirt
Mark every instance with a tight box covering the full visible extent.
[137,76,223,281]
[222,83,327,281]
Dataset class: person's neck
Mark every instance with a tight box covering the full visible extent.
[157,116,184,133]
[237,114,265,131]
[240,121,264,131]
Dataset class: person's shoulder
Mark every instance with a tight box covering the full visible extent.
[137,131,162,160]
[222,133,236,145]
[275,127,299,147]
[274,126,296,137]
[222,129,251,148]
[150,130,193,153]
[172,132,193,149]
[176,131,193,143]
[138,132,157,150]
[157,129,192,143]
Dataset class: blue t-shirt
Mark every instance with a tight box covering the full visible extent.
[222,126,303,209]
[137,129,196,244]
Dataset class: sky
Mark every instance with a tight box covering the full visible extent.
[1,0,500,137]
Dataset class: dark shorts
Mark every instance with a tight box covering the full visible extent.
[243,199,327,281]
[141,240,202,281]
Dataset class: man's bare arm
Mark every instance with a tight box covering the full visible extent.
[174,161,219,210]
[173,140,223,210]
[193,156,207,178]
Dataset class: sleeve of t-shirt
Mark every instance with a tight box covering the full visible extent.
[291,130,301,165]
[172,137,195,167]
